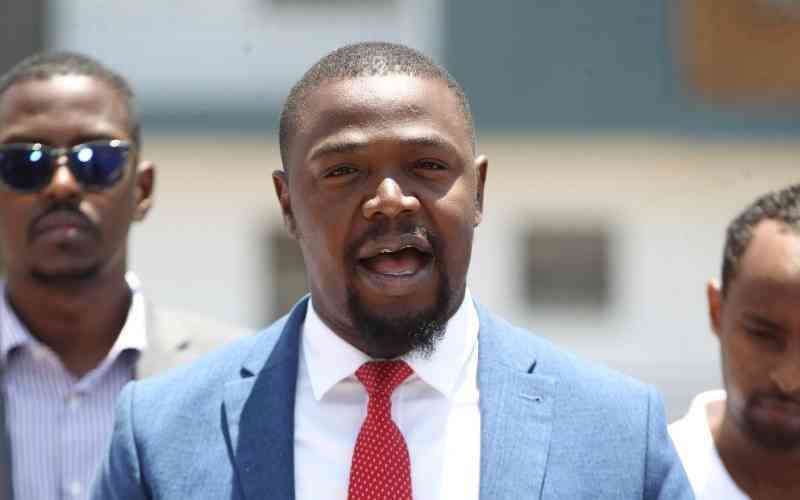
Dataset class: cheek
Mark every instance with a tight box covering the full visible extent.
[89,188,137,236]
[0,200,33,243]
[295,221,347,278]
[294,192,356,245]
[435,178,479,220]
[431,196,476,247]
[722,336,767,399]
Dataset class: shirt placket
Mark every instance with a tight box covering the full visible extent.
[24,345,76,500]
[61,383,87,500]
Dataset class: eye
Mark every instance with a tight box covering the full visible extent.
[324,165,358,178]
[414,159,447,172]
[745,328,784,350]
[748,328,773,340]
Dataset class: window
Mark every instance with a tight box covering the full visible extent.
[679,0,800,103]
[271,0,393,5]
[268,228,308,319]
[523,227,611,308]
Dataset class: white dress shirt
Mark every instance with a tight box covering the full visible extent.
[669,390,749,500]
[294,289,481,500]
[0,273,147,500]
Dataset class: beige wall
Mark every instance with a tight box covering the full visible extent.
[130,133,800,418]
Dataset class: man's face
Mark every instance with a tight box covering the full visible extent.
[274,75,487,358]
[0,75,153,285]
[709,219,800,452]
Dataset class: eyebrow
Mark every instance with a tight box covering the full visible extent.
[0,134,42,145]
[308,133,460,162]
[0,133,119,146]
[741,313,784,331]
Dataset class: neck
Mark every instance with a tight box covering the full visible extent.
[5,269,132,378]
[713,405,800,499]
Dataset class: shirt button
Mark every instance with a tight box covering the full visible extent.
[67,394,81,411]
[68,481,82,497]
[31,346,47,362]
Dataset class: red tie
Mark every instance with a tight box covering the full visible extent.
[347,361,414,500]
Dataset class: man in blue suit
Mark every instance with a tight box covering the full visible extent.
[93,42,692,500]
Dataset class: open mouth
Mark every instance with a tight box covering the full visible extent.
[353,233,436,297]
[359,246,433,277]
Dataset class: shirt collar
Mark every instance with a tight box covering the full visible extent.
[302,288,479,401]
[687,389,726,431]
[0,283,32,366]
[0,272,148,367]
[112,271,148,357]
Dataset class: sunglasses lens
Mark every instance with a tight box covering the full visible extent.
[70,143,129,187]
[0,147,52,191]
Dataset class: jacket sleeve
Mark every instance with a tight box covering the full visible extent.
[91,382,150,500]
[643,387,695,500]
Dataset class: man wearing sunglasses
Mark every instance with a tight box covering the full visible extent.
[0,52,249,500]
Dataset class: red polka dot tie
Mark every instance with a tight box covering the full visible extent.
[347,360,414,500]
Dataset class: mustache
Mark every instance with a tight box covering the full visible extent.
[29,202,97,239]
[346,219,439,263]
[750,390,800,408]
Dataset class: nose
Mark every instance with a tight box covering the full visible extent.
[770,356,800,395]
[42,154,81,201]
[362,177,420,219]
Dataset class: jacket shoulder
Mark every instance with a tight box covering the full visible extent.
[150,305,253,348]
[136,303,256,377]
[478,307,652,408]
[132,313,289,413]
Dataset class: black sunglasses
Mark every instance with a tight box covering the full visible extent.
[0,139,132,192]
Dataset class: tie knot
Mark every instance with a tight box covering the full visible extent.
[355,360,412,397]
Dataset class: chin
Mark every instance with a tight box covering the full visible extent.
[746,425,800,452]
[366,294,437,316]
[743,411,800,452]
[346,272,455,359]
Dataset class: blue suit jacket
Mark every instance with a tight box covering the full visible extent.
[92,298,693,499]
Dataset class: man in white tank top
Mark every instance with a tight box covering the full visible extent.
[670,184,800,500]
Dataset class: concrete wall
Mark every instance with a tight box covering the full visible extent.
[130,132,800,419]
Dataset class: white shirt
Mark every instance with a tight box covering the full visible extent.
[294,289,481,500]
[0,272,147,500]
[669,390,750,500]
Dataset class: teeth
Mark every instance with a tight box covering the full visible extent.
[373,245,422,257]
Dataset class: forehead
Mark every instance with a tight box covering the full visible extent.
[0,74,130,145]
[729,219,800,303]
[290,75,471,166]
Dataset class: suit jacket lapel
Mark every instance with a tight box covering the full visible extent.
[223,299,306,500]
[477,304,556,500]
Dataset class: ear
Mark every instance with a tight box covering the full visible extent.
[133,160,155,221]
[272,169,298,238]
[707,278,723,339]
[473,155,488,227]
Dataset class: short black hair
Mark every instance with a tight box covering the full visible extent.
[0,51,141,147]
[721,184,800,297]
[278,41,475,170]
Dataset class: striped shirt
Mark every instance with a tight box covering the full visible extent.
[0,273,147,500]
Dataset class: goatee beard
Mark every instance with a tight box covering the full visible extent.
[346,269,454,360]
[740,396,800,452]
